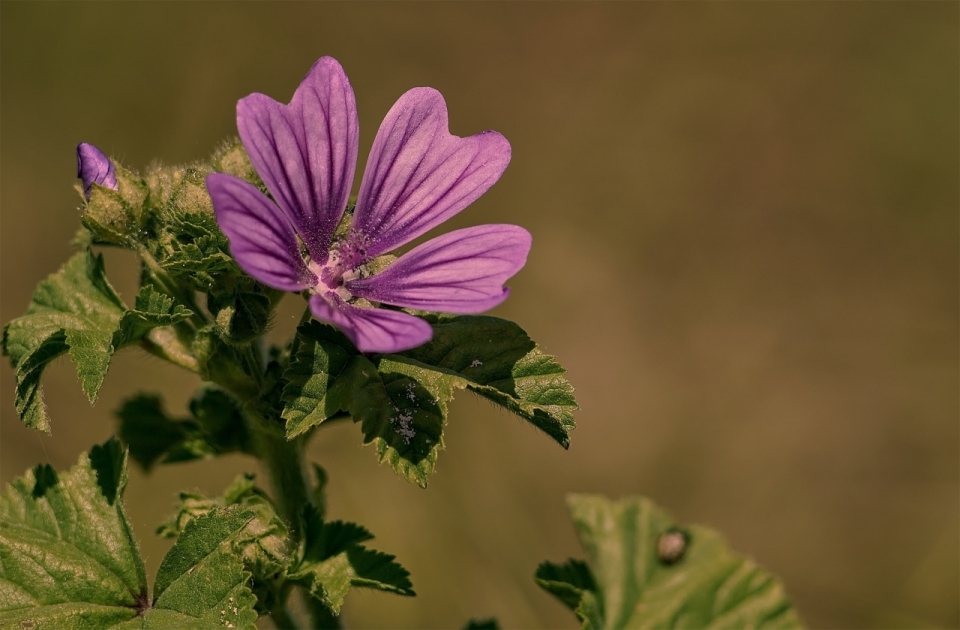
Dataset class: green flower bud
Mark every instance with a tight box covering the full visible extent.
[80,163,149,246]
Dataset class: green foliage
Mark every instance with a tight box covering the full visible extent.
[155,474,291,613]
[0,439,258,629]
[156,474,414,618]
[288,506,414,615]
[81,163,149,246]
[115,286,193,348]
[536,495,803,629]
[281,316,578,486]
[2,250,192,433]
[117,387,252,470]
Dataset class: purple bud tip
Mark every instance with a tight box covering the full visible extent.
[77,142,117,198]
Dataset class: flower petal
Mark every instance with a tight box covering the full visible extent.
[309,294,433,353]
[352,88,511,257]
[207,173,316,292]
[237,56,359,261]
[77,142,117,197]
[348,224,530,314]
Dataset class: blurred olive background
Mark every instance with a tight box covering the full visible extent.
[2,3,957,628]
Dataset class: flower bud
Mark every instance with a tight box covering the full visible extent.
[77,144,149,246]
[76,142,117,198]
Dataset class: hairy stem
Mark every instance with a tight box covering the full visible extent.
[243,404,311,542]
[269,603,301,630]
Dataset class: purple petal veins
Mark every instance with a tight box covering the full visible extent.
[77,142,117,197]
[348,225,531,313]
[308,294,433,353]
[351,88,512,258]
[209,56,526,353]
[238,57,358,262]
[207,173,317,292]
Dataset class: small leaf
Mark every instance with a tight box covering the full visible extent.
[114,286,193,348]
[281,316,578,487]
[150,508,258,629]
[535,559,596,612]
[0,438,147,627]
[117,388,252,471]
[289,505,414,615]
[3,251,195,433]
[155,475,292,613]
[281,321,358,437]
[537,495,803,629]
[2,250,124,431]
[398,314,578,448]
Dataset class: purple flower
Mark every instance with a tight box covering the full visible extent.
[77,142,117,197]
[207,57,530,353]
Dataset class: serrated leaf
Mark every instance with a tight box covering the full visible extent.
[114,286,193,347]
[538,495,803,629]
[398,314,578,447]
[535,559,596,612]
[148,508,258,629]
[281,322,357,437]
[281,316,576,486]
[2,250,124,431]
[289,506,414,615]
[0,438,147,627]
[116,388,252,471]
[154,210,237,289]
[155,474,292,613]
[3,251,195,433]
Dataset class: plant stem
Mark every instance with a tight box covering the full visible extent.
[269,603,301,630]
[243,404,311,542]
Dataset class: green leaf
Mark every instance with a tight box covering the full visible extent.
[3,251,195,433]
[535,559,597,612]
[281,316,577,487]
[2,250,124,431]
[206,276,277,345]
[537,495,803,629]
[153,209,237,290]
[116,388,252,471]
[281,321,358,438]
[148,508,258,629]
[155,475,292,613]
[289,506,414,615]
[0,438,147,627]
[114,286,193,348]
[397,314,578,448]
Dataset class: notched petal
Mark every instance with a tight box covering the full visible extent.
[353,88,511,257]
[237,56,359,261]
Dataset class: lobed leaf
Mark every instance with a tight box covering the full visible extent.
[281,316,577,486]
[116,387,251,471]
[537,495,803,629]
[2,250,193,433]
[399,314,578,447]
[146,508,258,629]
[0,438,146,627]
[114,286,193,348]
[155,474,292,613]
[289,506,414,615]
[0,441,260,628]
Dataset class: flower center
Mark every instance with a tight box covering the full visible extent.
[308,233,370,303]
